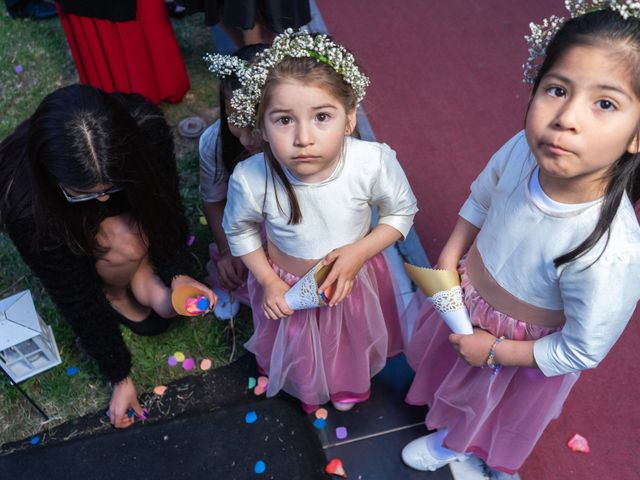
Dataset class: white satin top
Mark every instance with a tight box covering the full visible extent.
[223,136,418,259]
[460,130,640,377]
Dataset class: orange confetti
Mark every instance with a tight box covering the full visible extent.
[315,408,328,420]
[153,385,168,396]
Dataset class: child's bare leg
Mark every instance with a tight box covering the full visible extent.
[129,257,176,319]
[95,215,151,321]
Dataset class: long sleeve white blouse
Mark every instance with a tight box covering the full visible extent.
[223,136,418,260]
[459,130,640,376]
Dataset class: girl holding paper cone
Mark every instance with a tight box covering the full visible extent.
[402,6,640,475]
[222,31,418,412]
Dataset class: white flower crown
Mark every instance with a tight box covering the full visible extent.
[523,0,640,84]
[229,29,370,128]
[203,53,249,79]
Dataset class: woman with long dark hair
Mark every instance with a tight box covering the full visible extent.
[0,84,216,428]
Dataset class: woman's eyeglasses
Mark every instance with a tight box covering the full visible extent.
[59,185,123,203]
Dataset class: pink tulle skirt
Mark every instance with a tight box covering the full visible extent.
[245,252,403,407]
[404,260,579,474]
[205,243,250,305]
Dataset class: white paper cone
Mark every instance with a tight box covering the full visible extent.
[437,308,474,334]
[429,286,473,334]
[284,262,332,311]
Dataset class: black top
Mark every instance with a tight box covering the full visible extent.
[0,96,193,384]
[57,0,137,22]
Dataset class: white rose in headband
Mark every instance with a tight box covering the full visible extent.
[523,0,640,84]
[229,29,370,128]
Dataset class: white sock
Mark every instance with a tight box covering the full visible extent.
[426,429,461,460]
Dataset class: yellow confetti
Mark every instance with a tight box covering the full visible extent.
[199,216,207,225]
[174,352,185,362]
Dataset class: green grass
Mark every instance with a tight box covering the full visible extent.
[0,12,252,445]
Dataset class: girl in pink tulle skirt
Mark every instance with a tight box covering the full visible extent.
[221,32,418,412]
[402,7,640,476]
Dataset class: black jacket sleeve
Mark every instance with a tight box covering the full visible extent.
[6,216,132,383]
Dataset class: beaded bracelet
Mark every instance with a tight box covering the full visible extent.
[486,336,505,375]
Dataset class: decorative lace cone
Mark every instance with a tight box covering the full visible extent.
[171,285,210,316]
[284,261,335,311]
[405,263,473,334]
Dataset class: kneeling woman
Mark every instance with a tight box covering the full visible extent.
[0,84,216,428]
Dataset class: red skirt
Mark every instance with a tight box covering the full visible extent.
[57,0,190,104]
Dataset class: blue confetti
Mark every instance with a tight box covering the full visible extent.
[30,435,41,445]
[313,418,326,429]
[15,65,23,74]
[196,297,210,311]
[66,366,78,376]
[254,460,266,474]
[245,411,258,424]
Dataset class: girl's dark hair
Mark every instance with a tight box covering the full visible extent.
[1,84,188,257]
[218,43,269,176]
[256,54,359,224]
[528,9,640,267]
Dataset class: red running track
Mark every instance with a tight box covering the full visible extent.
[317,0,640,478]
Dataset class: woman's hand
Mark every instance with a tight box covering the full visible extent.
[171,275,218,311]
[318,243,368,306]
[109,377,144,428]
[215,252,247,291]
[262,276,293,320]
[448,328,496,367]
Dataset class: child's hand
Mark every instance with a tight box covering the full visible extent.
[109,377,143,429]
[262,276,293,320]
[449,328,496,367]
[171,275,218,311]
[318,244,368,306]
[215,252,247,291]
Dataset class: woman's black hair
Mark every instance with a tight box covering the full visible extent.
[0,84,188,257]
[217,43,269,177]
[528,9,640,267]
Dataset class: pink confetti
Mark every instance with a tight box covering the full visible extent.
[200,358,212,370]
[567,433,590,453]
[186,234,195,246]
[257,376,269,388]
[182,358,196,370]
[254,384,266,396]
[167,356,178,367]
[336,426,348,439]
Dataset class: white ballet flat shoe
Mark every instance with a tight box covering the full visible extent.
[213,288,240,320]
[332,401,355,412]
[401,433,468,472]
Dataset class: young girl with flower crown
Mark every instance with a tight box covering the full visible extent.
[401,3,640,475]
[222,30,418,412]
[200,44,267,319]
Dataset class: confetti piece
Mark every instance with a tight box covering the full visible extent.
[567,433,590,453]
[200,358,212,370]
[245,411,258,424]
[325,458,347,478]
[186,234,195,246]
[248,377,257,389]
[199,216,207,225]
[174,352,185,362]
[15,65,23,74]
[315,408,328,420]
[167,355,178,367]
[30,435,40,445]
[153,385,168,396]
[127,409,135,418]
[313,418,326,429]
[335,426,348,440]
[254,460,266,474]
[185,296,209,314]
[182,357,196,370]
[66,366,78,376]
[254,384,266,396]
[257,376,269,388]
